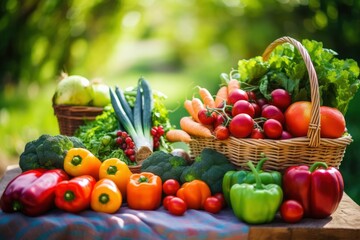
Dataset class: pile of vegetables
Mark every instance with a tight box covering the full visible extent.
[19,134,85,171]
[75,77,173,164]
[142,148,235,194]
[166,39,359,143]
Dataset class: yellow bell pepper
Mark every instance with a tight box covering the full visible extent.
[91,178,122,214]
[99,158,132,199]
[64,148,102,179]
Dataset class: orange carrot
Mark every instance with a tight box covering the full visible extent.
[166,129,192,143]
[180,116,213,138]
[198,87,215,108]
[214,86,228,107]
[227,79,240,95]
[191,97,204,123]
[184,99,197,119]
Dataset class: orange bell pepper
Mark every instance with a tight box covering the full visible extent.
[91,178,122,214]
[64,148,102,179]
[98,158,132,199]
[176,180,211,210]
[127,172,162,210]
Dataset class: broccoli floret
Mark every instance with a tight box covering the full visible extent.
[180,148,236,194]
[141,151,189,182]
[19,134,85,171]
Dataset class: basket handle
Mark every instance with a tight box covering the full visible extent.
[262,36,321,147]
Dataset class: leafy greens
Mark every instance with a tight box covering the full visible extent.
[235,39,360,114]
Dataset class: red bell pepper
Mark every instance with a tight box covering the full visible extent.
[283,162,344,218]
[54,175,96,213]
[0,168,69,216]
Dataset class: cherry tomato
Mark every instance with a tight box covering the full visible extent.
[204,196,222,214]
[163,179,180,196]
[162,195,174,210]
[270,88,292,111]
[280,200,304,223]
[213,193,226,208]
[198,109,215,125]
[168,197,187,216]
[214,125,230,140]
[263,119,283,139]
[229,113,254,138]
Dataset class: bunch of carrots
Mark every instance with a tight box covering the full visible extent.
[165,79,240,143]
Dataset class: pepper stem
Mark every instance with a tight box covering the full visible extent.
[71,155,82,166]
[99,193,110,204]
[64,190,75,201]
[12,201,22,212]
[256,153,268,171]
[247,161,263,190]
[309,162,328,173]
[138,175,149,183]
[107,165,118,175]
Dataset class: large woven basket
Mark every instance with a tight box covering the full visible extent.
[189,36,353,172]
[53,105,104,136]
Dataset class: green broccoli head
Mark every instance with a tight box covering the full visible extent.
[141,150,189,182]
[19,134,85,172]
[201,163,236,194]
[180,148,236,194]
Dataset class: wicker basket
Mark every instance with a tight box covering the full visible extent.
[189,36,353,172]
[53,104,104,136]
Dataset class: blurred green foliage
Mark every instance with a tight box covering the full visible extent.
[1,0,359,203]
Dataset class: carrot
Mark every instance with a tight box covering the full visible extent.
[198,87,215,108]
[180,116,213,138]
[191,97,204,123]
[184,99,197,120]
[214,86,228,107]
[227,79,240,95]
[166,129,192,143]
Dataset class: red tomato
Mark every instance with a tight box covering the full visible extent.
[280,200,304,223]
[162,195,174,210]
[168,197,187,216]
[250,128,265,139]
[204,196,222,214]
[261,105,285,125]
[163,179,180,196]
[232,100,255,118]
[214,114,225,129]
[229,113,254,138]
[227,89,249,105]
[213,193,226,208]
[320,106,346,138]
[284,101,311,137]
[198,109,215,125]
[214,125,230,140]
[270,89,292,111]
[263,119,283,139]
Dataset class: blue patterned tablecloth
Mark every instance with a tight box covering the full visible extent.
[0,205,249,240]
[0,166,249,240]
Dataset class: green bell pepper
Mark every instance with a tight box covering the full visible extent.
[222,155,282,207]
[230,161,283,224]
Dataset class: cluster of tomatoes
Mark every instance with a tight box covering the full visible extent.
[161,179,226,216]
[199,87,346,140]
[198,88,294,140]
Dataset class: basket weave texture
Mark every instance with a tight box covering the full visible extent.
[189,36,353,171]
[53,105,103,136]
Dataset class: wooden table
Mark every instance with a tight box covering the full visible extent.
[1,165,360,240]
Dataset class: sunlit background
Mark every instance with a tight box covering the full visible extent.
[1,0,359,203]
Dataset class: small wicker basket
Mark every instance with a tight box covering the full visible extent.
[189,36,353,172]
[53,104,104,136]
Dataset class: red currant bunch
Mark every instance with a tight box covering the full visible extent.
[115,130,136,162]
[151,125,165,150]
